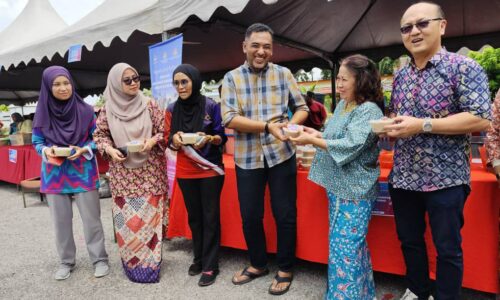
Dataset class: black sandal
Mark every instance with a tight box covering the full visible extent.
[268,273,293,296]
[231,266,269,285]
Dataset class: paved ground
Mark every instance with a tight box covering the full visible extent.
[0,181,496,299]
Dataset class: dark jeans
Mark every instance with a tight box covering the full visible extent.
[389,184,470,300]
[235,155,297,272]
[177,175,224,272]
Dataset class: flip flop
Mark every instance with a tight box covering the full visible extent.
[231,266,269,285]
[268,273,293,296]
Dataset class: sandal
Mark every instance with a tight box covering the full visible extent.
[268,272,293,296]
[231,266,269,285]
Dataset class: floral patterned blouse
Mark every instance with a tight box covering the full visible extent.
[308,100,383,200]
[486,89,500,167]
[93,100,168,198]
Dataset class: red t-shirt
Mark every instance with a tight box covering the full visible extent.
[303,100,327,130]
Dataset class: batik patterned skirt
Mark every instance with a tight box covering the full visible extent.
[326,192,375,300]
[112,193,168,283]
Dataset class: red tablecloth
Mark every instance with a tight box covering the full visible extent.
[167,154,500,293]
[0,145,32,184]
[0,145,109,184]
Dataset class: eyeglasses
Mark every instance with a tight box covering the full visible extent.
[173,79,190,87]
[400,18,443,35]
[122,75,140,85]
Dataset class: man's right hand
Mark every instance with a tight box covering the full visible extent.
[106,146,126,162]
[268,122,287,141]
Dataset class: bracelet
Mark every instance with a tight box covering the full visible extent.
[264,122,269,134]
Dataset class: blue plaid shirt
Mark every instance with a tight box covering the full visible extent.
[389,49,491,191]
[221,62,308,169]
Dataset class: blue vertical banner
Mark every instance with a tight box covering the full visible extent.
[149,34,183,109]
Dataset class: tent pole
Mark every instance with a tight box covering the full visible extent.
[330,60,339,113]
[162,31,177,42]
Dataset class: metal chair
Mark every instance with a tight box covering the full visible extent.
[19,177,44,208]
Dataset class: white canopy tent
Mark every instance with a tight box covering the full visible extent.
[0,0,68,105]
[1,0,500,105]
[0,0,67,54]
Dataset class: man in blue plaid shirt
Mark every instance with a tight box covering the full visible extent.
[221,23,308,296]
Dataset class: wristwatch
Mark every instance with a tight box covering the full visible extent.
[422,118,433,133]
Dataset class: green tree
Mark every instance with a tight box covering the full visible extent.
[142,88,152,97]
[94,95,105,108]
[321,69,332,80]
[468,46,500,99]
[294,70,311,82]
[378,57,395,76]
[0,104,8,112]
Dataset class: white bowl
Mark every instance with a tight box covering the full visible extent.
[301,163,312,170]
[283,124,302,138]
[53,147,72,157]
[369,119,395,133]
[181,133,200,145]
[301,156,314,165]
[127,140,144,153]
[302,147,317,158]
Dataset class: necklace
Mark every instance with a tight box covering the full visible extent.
[341,101,357,115]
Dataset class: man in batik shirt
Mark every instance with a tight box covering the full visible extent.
[384,2,491,300]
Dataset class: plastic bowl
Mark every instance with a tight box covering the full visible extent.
[53,147,72,157]
[369,119,395,133]
[127,140,144,153]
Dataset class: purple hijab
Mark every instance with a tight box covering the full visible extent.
[33,66,94,146]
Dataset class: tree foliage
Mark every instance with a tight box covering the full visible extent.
[378,57,395,76]
[321,69,332,80]
[294,70,311,82]
[468,46,500,99]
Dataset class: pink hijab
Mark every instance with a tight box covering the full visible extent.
[104,63,152,168]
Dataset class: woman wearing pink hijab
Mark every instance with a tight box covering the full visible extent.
[94,63,168,283]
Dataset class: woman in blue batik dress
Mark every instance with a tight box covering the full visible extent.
[290,54,384,300]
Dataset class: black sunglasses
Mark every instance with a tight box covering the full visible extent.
[122,75,140,85]
[400,18,442,34]
[173,79,190,87]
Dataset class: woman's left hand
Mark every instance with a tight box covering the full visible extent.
[67,145,88,160]
[141,138,157,152]
[289,131,316,145]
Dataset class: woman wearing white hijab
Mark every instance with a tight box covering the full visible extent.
[94,63,168,283]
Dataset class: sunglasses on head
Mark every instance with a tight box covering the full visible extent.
[400,18,442,35]
[173,79,190,87]
[122,75,140,85]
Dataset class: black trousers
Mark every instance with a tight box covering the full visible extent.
[235,155,297,272]
[177,175,224,272]
[390,184,470,300]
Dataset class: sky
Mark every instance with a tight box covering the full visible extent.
[0,0,104,31]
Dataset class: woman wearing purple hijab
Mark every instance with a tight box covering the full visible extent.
[32,66,109,281]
